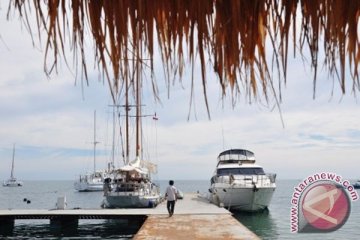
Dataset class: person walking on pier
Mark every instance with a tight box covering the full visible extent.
[165,180,177,217]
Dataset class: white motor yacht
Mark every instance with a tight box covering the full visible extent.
[208,149,276,212]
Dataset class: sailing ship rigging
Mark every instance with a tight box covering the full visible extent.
[102,64,161,208]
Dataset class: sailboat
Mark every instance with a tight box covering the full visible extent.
[74,111,109,192]
[3,144,23,187]
[102,70,161,208]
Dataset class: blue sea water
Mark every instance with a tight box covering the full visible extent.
[0,180,359,239]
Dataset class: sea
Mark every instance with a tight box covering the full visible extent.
[0,179,359,239]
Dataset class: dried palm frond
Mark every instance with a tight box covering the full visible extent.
[6,0,360,111]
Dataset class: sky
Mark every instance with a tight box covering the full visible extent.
[0,2,359,181]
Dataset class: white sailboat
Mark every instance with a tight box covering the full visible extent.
[3,144,23,187]
[74,111,109,192]
[102,70,161,208]
[208,149,276,212]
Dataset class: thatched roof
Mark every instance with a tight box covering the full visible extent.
[7,0,360,111]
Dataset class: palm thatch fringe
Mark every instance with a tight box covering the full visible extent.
[6,0,360,110]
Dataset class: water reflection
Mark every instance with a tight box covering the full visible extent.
[2,219,139,239]
[233,209,278,240]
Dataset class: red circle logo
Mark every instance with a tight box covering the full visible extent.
[301,182,350,231]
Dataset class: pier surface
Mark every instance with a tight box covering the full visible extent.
[135,214,258,240]
[135,193,259,239]
[0,193,259,239]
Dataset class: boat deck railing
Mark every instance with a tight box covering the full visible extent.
[216,174,276,187]
[106,181,160,196]
[217,153,255,163]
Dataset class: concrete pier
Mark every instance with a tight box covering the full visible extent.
[135,215,259,240]
[134,193,259,239]
[0,193,259,239]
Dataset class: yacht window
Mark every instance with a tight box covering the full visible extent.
[217,168,265,175]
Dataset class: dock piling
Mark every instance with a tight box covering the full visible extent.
[50,216,78,234]
[0,218,15,236]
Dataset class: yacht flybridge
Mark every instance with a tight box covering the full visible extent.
[208,149,276,212]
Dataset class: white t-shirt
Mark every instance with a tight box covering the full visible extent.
[165,185,177,201]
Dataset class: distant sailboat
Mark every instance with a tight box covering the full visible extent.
[74,111,109,192]
[3,144,23,187]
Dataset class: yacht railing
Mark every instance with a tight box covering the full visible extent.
[217,154,256,162]
[216,173,276,187]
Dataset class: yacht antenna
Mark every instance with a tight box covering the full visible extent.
[222,126,225,150]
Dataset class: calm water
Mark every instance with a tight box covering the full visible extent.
[0,180,359,239]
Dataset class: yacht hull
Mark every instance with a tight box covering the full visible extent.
[209,184,275,212]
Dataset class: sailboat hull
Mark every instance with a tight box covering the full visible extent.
[74,172,107,192]
[103,192,161,208]
[74,181,103,191]
[3,178,23,187]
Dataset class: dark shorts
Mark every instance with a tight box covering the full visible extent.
[167,200,175,214]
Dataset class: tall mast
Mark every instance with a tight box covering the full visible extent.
[10,143,15,179]
[135,60,141,158]
[112,106,115,167]
[125,72,130,164]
